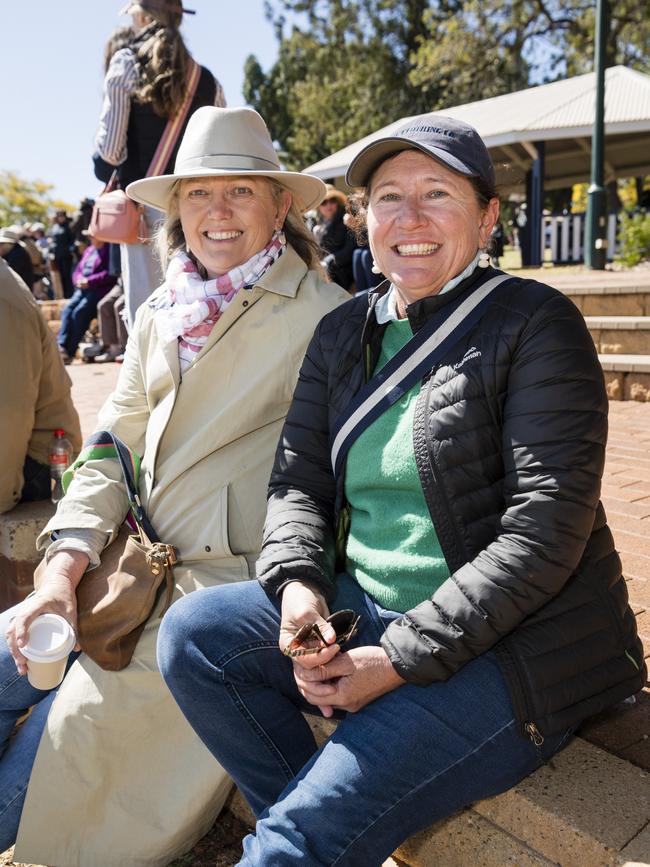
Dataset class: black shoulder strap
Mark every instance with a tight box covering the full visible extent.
[329,273,515,477]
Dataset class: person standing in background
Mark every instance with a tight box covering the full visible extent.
[93,0,226,330]
[315,185,357,292]
[49,211,75,298]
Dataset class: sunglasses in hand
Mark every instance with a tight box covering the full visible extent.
[283,609,361,658]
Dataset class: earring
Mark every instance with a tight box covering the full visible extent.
[478,250,490,268]
[371,261,382,274]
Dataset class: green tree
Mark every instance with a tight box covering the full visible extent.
[247,0,650,171]
[0,171,73,227]
[562,0,650,74]
[244,0,430,170]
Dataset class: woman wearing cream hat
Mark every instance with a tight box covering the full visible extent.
[0,106,348,866]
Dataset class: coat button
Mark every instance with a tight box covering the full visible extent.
[205,545,211,552]
[242,300,249,307]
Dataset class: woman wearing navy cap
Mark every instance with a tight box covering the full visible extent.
[159,116,645,865]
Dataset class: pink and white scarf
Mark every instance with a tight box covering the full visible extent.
[154,231,286,372]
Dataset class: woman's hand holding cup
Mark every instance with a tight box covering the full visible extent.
[5,550,87,675]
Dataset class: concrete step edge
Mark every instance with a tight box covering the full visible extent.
[474,737,650,866]
[586,316,650,330]
[559,284,650,296]
[600,354,650,373]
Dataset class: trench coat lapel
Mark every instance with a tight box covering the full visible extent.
[154,323,181,388]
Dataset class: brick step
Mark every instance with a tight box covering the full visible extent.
[600,354,650,401]
[0,501,54,610]
[560,282,650,318]
[586,317,650,356]
[224,718,650,867]
[38,299,67,321]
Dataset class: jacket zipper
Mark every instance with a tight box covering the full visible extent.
[495,645,545,746]
[525,722,545,746]
[418,377,467,570]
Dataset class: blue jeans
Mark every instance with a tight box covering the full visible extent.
[158,576,572,866]
[0,635,78,851]
[58,287,105,357]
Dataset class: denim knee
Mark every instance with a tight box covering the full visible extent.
[157,592,203,683]
[158,581,282,690]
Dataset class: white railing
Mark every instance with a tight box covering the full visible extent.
[540,212,619,263]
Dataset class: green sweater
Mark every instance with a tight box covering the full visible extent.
[344,318,449,613]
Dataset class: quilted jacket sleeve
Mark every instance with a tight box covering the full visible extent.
[256,315,339,601]
[381,289,609,684]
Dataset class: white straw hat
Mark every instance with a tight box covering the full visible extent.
[127,106,327,213]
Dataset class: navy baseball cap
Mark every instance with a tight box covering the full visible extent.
[346,115,495,190]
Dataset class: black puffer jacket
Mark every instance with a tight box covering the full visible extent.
[258,266,646,739]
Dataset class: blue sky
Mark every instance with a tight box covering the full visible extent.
[1,1,279,206]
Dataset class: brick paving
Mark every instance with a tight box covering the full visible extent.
[603,401,650,619]
[66,360,121,440]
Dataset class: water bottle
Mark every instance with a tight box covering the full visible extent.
[49,429,73,503]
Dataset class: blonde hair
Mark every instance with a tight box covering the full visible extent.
[131,18,190,118]
[156,178,325,274]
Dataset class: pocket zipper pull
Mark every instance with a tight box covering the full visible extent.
[525,722,545,746]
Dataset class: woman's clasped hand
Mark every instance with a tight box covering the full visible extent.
[280,582,404,716]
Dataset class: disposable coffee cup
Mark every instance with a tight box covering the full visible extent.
[21,614,76,690]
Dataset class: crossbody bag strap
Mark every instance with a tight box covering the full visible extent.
[146,59,201,178]
[62,430,160,542]
[329,273,515,477]
[104,170,120,194]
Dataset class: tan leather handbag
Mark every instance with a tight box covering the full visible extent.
[34,431,177,671]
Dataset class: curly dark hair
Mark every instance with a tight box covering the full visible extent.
[131,18,191,118]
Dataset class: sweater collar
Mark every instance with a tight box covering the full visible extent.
[369,264,498,334]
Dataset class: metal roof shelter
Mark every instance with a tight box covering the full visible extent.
[305,65,650,265]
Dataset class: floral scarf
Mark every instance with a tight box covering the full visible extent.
[153,231,286,372]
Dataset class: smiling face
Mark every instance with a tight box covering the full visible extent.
[366,150,499,305]
[178,175,291,278]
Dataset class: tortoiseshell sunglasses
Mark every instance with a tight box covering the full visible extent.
[283,609,361,658]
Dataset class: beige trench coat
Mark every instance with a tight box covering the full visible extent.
[0,260,81,513]
[15,247,348,867]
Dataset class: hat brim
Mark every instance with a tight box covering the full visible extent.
[346,138,477,188]
[126,168,327,214]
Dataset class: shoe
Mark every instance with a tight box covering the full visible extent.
[80,342,104,362]
[58,345,73,365]
[94,344,122,363]
[115,353,125,363]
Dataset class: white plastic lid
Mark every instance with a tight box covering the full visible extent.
[21,614,76,662]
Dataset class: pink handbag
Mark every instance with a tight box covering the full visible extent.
[89,60,202,246]
[89,186,146,245]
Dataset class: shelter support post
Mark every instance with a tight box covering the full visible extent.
[585,0,608,269]
[523,141,545,267]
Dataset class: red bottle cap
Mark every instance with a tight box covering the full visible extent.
[53,428,66,437]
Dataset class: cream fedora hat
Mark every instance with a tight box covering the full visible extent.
[127,106,327,213]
